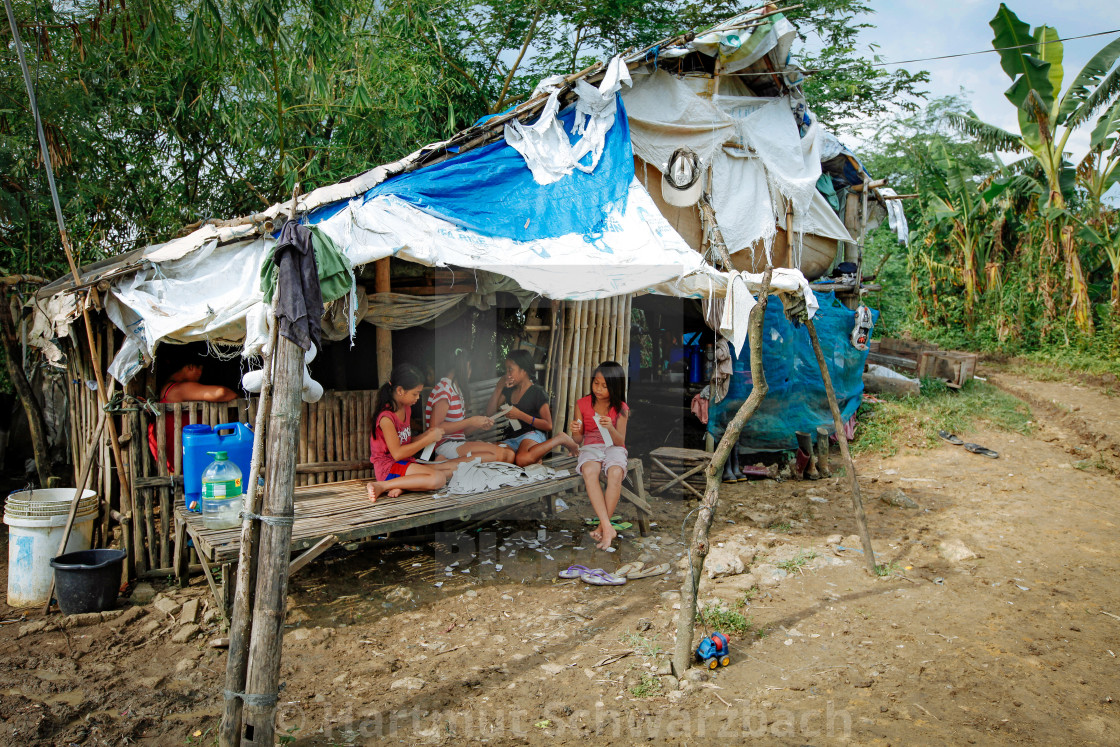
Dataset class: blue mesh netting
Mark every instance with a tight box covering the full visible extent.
[707,292,877,451]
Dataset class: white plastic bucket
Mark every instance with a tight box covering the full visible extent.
[4,489,99,608]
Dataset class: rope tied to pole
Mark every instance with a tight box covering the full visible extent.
[239,510,294,528]
[222,689,280,708]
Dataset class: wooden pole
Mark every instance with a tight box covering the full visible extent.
[672,269,773,677]
[4,0,134,541]
[805,319,877,574]
[237,332,304,746]
[42,410,107,613]
[375,258,392,384]
[220,320,279,747]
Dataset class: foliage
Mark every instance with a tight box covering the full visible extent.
[853,379,1033,457]
[859,6,1120,358]
[786,0,929,130]
[629,673,663,698]
[775,548,818,574]
[697,603,757,637]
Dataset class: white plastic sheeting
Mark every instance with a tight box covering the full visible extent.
[504,56,632,185]
[877,187,910,245]
[100,178,719,383]
[622,72,851,260]
[313,178,707,301]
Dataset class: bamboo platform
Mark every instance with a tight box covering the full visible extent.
[174,456,651,603]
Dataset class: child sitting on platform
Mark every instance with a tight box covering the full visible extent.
[366,363,463,502]
[572,361,630,550]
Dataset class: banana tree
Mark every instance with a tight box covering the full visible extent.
[948,4,1119,332]
[926,141,989,317]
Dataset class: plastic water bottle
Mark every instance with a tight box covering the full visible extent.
[201,451,243,530]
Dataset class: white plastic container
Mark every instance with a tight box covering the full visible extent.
[4,488,98,608]
[201,451,243,529]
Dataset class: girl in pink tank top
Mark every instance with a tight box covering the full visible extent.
[571,361,630,550]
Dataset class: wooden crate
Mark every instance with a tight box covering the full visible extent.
[918,351,978,389]
[868,338,939,372]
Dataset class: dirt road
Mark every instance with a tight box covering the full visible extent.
[1,371,1118,745]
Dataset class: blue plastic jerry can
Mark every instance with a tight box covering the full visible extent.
[182,423,255,511]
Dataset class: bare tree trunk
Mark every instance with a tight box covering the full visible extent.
[0,291,54,484]
[805,319,876,574]
[672,269,772,677]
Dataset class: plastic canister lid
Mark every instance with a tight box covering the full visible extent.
[208,451,229,460]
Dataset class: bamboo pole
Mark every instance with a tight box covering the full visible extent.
[805,319,877,574]
[42,410,107,613]
[672,269,773,677]
[220,320,279,747]
[375,259,392,385]
[236,331,304,746]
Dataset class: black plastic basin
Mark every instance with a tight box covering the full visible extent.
[49,549,127,615]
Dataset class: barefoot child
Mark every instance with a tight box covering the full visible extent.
[486,349,578,467]
[572,361,630,550]
[367,364,464,502]
[426,350,516,464]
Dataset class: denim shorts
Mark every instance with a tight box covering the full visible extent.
[502,430,547,450]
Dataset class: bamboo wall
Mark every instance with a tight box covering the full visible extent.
[548,296,633,435]
[67,294,632,576]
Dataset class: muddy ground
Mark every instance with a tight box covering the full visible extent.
[1,369,1118,745]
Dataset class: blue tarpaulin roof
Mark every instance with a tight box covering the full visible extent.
[306,97,634,243]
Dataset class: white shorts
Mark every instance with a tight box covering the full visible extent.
[435,440,466,460]
[577,445,628,473]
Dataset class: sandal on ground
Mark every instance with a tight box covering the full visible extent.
[558,564,596,579]
[963,443,999,458]
[627,562,670,579]
[614,561,644,578]
[938,431,964,445]
[580,569,627,586]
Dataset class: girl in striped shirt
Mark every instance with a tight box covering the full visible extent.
[426,350,515,463]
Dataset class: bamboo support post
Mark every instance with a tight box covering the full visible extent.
[672,269,773,677]
[805,319,877,574]
[220,321,279,747]
[235,332,304,746]
[375,258,392,384]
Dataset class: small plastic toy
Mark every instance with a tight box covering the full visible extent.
[696,632,731,669]
[850,304,874,351]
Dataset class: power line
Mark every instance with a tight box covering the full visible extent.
[873,28,1120,68]
[735,27,1120,76]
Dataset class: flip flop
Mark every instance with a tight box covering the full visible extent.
[580,569,627,586]
[614,561,644,578]
[963,443,999,458]
[626,562,670,579]
[938,431,964,445]
[558,564,596,579]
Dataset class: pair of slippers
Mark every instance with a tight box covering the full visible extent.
[938,431,999,458]
[558,562,671,586]
[585,517,633,531]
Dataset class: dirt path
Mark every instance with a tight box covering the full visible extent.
[1,374,1119,745]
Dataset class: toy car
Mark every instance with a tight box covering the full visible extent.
[696,632,730,669]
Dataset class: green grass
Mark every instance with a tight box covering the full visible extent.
[697,604,759,637]
[874,561,901,577]
[768,521,792,533]
[620,631,663,659]
[630,673,663,698]
[854,379,1033,457]
[736,587,759,607]
[776,549,818,574]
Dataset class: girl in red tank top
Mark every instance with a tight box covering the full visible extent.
[571,361,630,550]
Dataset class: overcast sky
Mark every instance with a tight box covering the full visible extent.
[854,0,1120,163]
